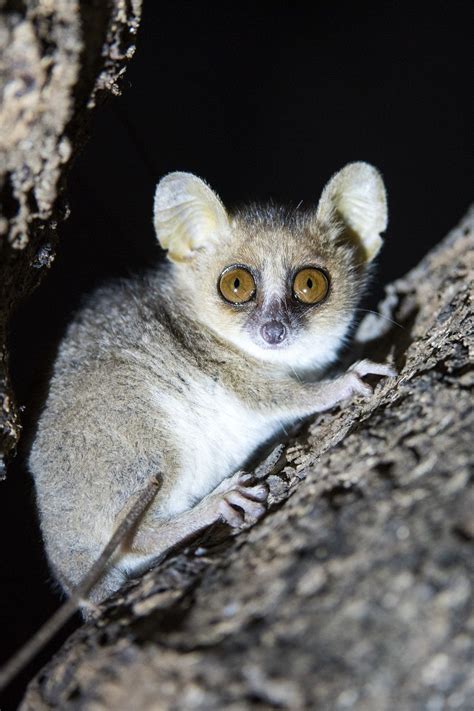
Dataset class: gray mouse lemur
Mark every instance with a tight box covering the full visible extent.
[29,162,395,604]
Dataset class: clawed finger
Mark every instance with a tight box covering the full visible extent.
[218,499,244,527]
[237,472,257,486]
[224,490,266,519]
[351,374,373,397]
[352,359,397,378]
[236,482,268,502]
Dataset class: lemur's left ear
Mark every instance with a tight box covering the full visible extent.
[153,172,230,262]
[316,162,388,261]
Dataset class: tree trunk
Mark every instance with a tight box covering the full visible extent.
[0,0,142,477]
[19,209,473,710]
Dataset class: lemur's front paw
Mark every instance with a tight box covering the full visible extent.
[215,472,268,528]
[345,359,397,398]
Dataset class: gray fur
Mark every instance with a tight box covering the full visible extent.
[29,163,393,604]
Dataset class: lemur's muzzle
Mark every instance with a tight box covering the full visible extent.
[261,320,287,345]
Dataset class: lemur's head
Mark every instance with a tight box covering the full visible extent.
[153,163,387,372]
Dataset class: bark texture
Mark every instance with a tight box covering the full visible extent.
[0,0,142,477]
[20,210,473,710]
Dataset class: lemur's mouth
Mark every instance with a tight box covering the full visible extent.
[259,342,289,350]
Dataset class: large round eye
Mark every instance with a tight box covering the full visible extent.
[219,266,256,304]
[293,267,329,305]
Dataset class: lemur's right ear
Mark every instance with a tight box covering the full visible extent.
[315,162,388,262]
[153,172,230,262]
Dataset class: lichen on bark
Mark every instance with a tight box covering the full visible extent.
[0,0,142,477]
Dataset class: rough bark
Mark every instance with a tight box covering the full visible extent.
[0,0,142,477]
[20,210,473,710]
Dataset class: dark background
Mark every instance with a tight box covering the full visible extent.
[1,1,472,707]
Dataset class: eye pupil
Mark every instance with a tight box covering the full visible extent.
[293,267,329,305]
[219,266,256,304]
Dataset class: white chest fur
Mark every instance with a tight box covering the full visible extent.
[153,378,286,516]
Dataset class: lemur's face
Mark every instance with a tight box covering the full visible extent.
[154,166,387,373]
[182,212,368,371]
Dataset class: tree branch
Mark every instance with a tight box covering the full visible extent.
[0,0,142,476]
[20,209,474,710]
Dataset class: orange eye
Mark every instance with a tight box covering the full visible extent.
[293,267,329,305]
[219,266,256,304]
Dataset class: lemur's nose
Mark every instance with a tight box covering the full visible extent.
[261,320,287,345]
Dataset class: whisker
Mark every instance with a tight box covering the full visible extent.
[355,308,404,329]
[351,260,373,270]
[290,365,303,384]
